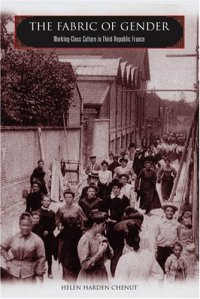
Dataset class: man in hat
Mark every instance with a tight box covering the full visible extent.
[26,181,43,213]
[78,185,105,218]
[108,155,120,177]
[85,156,101,175]
[132,148,144,176]
[155,202,181,272]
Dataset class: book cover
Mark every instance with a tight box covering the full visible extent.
[1,0,199,298]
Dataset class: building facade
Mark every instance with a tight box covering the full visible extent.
[59,49,150,165]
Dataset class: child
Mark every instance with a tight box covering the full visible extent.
[165,242,187,283]
[155,202,181,272]
[31,210,43,239]
[39,195,57,279]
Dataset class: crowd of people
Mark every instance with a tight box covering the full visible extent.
[0,133,198,286]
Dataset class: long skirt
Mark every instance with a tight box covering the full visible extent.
[139,188,161,213]
[157,246,173,273]
[77,264,108,283]
[107,226,124,277]
[161,177,173,201]
[58,227,82,281]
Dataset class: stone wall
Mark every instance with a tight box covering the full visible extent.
[1,126,81,211]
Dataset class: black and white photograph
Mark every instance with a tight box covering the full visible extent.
[0,0,199,298]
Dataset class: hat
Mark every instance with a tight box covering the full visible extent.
[128,143,136,149]
[136,148,142,153]
[119,158,128,163]
[114,211,144,231]
[88,172,99,179]
[90,155,96,159]
[162,202,178,212]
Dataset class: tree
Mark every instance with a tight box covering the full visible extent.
[1,50,76,125]
[1,14,13,53]
[1,15,76,126]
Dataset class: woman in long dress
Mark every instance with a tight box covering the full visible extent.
[77,211,113,283]
[115,222,163,282]
[157,158,177,201]
[56,190,87,282]
[135,161,161,215]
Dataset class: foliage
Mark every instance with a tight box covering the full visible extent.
[161,99,194,116]
[1,14,14,53]
[1,50,76,126]
[1,15,76,126]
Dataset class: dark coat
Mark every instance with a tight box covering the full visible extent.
[38,208,57,260]
[78,196,106,218]
[108,161,121,176]
[80,183,104,200]
[30,167,47,194]
[26,192,42,213]
[135,168,161,213]
[133,155,144,176]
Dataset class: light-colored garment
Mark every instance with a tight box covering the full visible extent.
[0,232,46,278]
[179,224,193,246]
[120,183,137,207]
[157,165,177,180]
[99,170,112,185]
[114,166,134,180]
[115,249,163,282]
[165,253,187,282]
[77,231,113,283]
[155,217,181,247]
[182,247,199,280]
